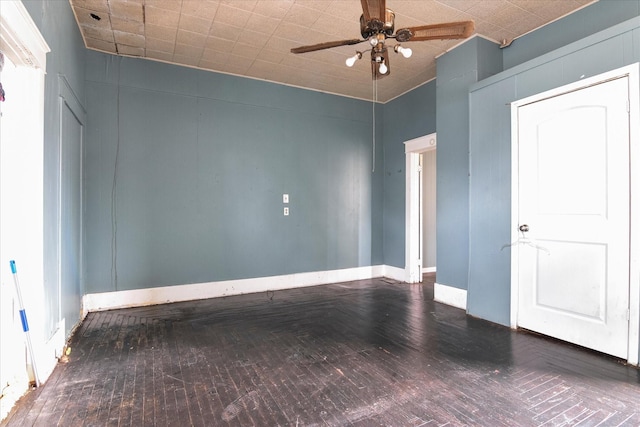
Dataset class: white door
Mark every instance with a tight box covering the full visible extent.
[404,134,436,283]
[422,149,437,271]
[517,76,630,358]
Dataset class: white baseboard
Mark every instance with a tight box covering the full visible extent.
[83,265,388,315]
[434,282,467,310]
[422,266,436,273]
[383,265,406,282]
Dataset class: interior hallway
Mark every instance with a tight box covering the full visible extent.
[2,273,640,426]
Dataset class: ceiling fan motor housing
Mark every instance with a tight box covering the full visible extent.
[395,28,412,42]
[360,9,395,39]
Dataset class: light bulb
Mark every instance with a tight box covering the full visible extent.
[379,62,388,74]
[369,37,379,47]
[395,45,413,58]
[345,52,362,67]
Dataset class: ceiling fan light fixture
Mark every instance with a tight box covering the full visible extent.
[370,33,386,47]
[394,44,412,58]
[346,51,363,67]
[379,61,388,74]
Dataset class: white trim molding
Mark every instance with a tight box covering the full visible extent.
[83,265,392,315]
[0,0,50,70]
[0,2,50,417]
[404,133,437,153]
[404,133,436,283]
[628,63,640,366]
[383,264,406,282]
[434,282,467,310]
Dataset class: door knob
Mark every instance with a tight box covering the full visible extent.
[519,224,529,232]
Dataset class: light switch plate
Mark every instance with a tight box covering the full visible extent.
[283,194,289,203]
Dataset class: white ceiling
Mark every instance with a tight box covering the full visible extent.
[69,0,596,102]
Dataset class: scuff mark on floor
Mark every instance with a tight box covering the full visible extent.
[221,389,260,422]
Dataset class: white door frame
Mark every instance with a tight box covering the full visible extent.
[404,133,436,283]
[510,63,640,365]
[0,0,51,415]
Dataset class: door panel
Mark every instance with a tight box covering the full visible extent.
[60,101,83,333]
[535,241,606,319]
[536,107,607,216]
[517,77,630,359]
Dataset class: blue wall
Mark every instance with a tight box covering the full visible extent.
[22,0,86,336]
[468,14,640,326]
[356,0,640,312]
[381,81,437,269]
[435,37,502,290]
[84,54,383,293]
[22,0,640,337]
[503,0,640,70]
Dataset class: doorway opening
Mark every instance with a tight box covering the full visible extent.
[404,133,436,284]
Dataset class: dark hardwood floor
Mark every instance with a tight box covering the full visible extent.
[3,274,640,426]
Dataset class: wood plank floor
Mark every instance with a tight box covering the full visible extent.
[3,274,640,426]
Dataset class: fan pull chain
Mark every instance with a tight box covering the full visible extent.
[372,78,376,173]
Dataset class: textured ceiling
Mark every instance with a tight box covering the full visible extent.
[69,0,596,102]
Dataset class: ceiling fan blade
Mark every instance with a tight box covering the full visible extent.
[400,20,475,42]
[361,0,386,21]
[290,39,365,54]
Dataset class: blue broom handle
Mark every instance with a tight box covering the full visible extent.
[9,260,40,387]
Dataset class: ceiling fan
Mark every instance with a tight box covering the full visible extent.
[290,0,475,79]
